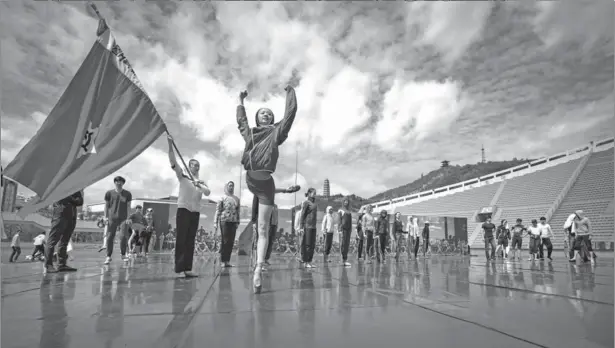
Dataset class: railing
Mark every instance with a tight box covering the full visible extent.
[545,150,591,223]
[366,137,614,211]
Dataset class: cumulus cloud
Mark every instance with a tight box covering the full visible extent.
[375,79,469,151]
[1,1,612,205]
[407,2,494,64]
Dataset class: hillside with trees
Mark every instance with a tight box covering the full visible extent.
[367,159,531,203]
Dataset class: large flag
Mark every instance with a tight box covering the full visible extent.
[4,19,166,217]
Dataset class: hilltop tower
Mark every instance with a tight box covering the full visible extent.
[323,178,330,198]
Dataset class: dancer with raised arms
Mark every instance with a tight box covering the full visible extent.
[237,85,298,293]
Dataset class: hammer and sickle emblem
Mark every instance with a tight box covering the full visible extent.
[81,130,94,153]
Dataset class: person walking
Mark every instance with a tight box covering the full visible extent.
[100,176,132,265]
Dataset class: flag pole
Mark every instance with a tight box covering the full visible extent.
[87,3,195,183]
[294,144,298,207]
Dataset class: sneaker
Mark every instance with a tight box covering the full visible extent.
[44,265,58,273]
[343,261,351,267]
[569,258,576,262]
[104,257,111,265]
[98,246,106,253]
[57,265,78,272]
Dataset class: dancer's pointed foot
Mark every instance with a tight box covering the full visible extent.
[253,266,262,294]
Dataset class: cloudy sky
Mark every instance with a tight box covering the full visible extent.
[1,1,613,208]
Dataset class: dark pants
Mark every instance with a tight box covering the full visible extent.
[10,246,21,262]
[394,234,404,259]
[341,228,352,261]
[484,236,496,259]
[423,236,430,255]
[573,235,594,261]
[175,208,200,273]
[220,221,238,263]
[376,233,387,261]
[568,233,576,259]
[357,236,364,259]
[141,231,152,253]
[301,228,317,263]
[324,233,333,256]
[119,223,130,257]
[366,230,374,258]
[265,224,276,261]
[105,218,125,258]
[45,208,77,266]
[32,245,45,258]
[529,237,540,254]
[539,238,553,259]
[414,237,420,258]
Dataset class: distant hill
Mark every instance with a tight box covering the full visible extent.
[367,159,532,203]
[291,193,367,213]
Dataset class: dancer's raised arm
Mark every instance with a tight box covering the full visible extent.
[237,91,250,142]
[276,86,297,145]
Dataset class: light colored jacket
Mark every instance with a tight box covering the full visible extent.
[563,214,576,233]
[321,206,335,233]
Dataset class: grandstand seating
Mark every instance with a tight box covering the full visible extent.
[495,158,582,208]
[392,144,614,251]
[395,183,500,216]
[549,148,614,249]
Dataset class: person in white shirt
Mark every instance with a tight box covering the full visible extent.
[321,206,335,262]
[32,233,47,261]
[9,228,21,262]
[167,134,210,278]
[527,219,541,261]
[538,217,553,261]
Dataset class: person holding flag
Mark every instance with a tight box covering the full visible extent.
[167,134,210,278]
[44,190,83,273]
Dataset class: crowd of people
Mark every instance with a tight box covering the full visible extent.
[480,212,597,264]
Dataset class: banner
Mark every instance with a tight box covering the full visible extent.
[4,19,166,217]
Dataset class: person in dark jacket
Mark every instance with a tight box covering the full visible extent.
[337,198,353,267]
[237,86,298,293]
[374,210,390,263]
[392,212,406,262]
[356,209,365,260]
[300,188,318,268]
[45,191,83,273]
[422,222,430,257]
